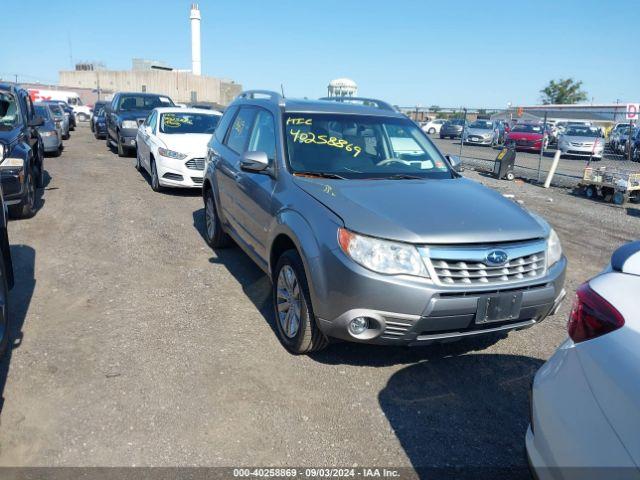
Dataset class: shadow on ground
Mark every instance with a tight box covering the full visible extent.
[379,354,540,480]
[0,245,36,415]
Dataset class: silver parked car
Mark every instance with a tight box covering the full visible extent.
[34,103,62,157]
[558,125,605,159]
[202,91,567,354]
[462,119,496,146]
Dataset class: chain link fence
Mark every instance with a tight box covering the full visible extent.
[401,106,639,188]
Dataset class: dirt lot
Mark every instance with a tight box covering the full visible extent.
[0,126,637,476]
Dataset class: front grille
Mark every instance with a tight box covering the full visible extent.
[186,158,205,170]
[516,139,534,146]
[431,253,545,285]
[421,241,547,286]
[191,177,203,184]
[567,149,590,155]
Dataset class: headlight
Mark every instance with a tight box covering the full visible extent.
[121,120,138,129]
[0,157,25,169]
[338,228,428,277]
[547,228,562,267]
[41,131,57,137]
[158,147,187,160]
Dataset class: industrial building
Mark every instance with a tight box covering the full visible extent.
[57,3,241,106]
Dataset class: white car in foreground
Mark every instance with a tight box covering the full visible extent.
[421,119,447,134]
[135,107,222,191]
[527,241,640,480]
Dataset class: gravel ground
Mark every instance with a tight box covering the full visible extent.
[0,126,637,476]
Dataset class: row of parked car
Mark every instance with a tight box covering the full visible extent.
[422,117,612,160]
[89,89,640,477]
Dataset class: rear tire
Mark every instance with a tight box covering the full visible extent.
[203,187,231,248]
[273,250,328,354]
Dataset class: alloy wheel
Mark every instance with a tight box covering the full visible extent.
[276,265,301,339]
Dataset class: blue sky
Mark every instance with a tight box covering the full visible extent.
[2,0,638,107]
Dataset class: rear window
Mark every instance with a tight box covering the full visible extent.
[117,95,174,111]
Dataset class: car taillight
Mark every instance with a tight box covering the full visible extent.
[567,283,625,343]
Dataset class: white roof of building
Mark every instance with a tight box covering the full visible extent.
[328,78,357,88]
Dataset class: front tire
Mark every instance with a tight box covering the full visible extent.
[135,151,142,171]
[150,159,163,192]
[0,252,10,356]
[203,187,231,248]
[9,169,37,219]
[117,135,126,157]
[428,128,435,134]
[273,250,328,354]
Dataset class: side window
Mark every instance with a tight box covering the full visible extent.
[224,107,256,154]
[213,106,238,143]
[247,109,276,161]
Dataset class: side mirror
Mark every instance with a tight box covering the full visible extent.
[446,154,463,173]
[29,116,45,127]
[240,151,270,173]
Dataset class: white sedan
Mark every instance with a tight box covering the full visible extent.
[527,241,640,480]
[421,119,447,134]
[135,107,222,191]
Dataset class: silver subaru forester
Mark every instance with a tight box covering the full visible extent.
[202,91,566,354]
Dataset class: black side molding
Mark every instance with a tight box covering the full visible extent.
[611,241,640,272]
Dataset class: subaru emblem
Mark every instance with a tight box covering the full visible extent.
[486,250,509,266]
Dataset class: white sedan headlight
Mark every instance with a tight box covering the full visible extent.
[158,147,187,160]
[121,120,138,129]
[547,228,562,267]
[338,228,428,277]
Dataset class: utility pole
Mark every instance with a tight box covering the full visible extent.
[14,74,18,84]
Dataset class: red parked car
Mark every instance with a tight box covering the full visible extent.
[505,123,548,152]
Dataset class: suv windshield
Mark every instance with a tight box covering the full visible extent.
[469,120,493,129]
[117,95,173,111]
[0,92,20,130]
[159,112,220,134]
[284,114,453,179]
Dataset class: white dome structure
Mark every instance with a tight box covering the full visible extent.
[327,78,358,97]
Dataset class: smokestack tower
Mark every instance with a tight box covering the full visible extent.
[190,3,201,76]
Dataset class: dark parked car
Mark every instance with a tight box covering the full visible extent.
[0,181,14,354]
[90,100,108,133]
[43,102,69,140]
[439,119,467,139]
[0,83,44,218]
[105,92,175,156]
[93,107,107,139]
[34,103,62,157]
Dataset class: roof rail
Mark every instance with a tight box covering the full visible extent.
[318,96,398,113]
[237,90,285,107]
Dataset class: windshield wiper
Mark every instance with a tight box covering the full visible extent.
[382,174,424,180]
[294,171,345,179]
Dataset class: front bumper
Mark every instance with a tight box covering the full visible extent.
[313,249,567,346]
[560,146,603,158]
[95,123,107,136]
[464,136,493,145]
[156,154,204,189]
[119,128,139,149]
[0,168,26,205]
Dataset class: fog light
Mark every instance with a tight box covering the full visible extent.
[348,317,369,335]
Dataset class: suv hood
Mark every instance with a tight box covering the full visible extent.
[0,128,19,142]
[117,110,152,120]
[293,177,546,244]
